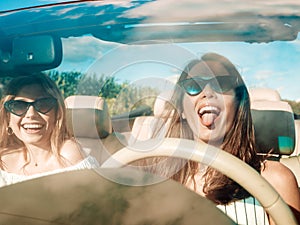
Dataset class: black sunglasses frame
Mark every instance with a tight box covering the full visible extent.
[4,97,57,116]
[179,75,238,96]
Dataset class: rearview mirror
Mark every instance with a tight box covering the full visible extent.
[0,35,62,75]
[12,35,62,72]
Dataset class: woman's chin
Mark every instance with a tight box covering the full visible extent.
[196,130,226,147]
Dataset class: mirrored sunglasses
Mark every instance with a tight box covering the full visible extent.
[179,75,238,96]
[4,97,57,116]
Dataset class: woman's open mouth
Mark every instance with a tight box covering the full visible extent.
[198,106,220,127]
[22,123,44,133]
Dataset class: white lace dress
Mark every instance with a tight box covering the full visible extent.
[0,155,99,187]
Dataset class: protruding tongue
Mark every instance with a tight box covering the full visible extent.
[201,113,217,127]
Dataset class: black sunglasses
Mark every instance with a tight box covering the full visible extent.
[179,75,238,96]
[4,97,57,116]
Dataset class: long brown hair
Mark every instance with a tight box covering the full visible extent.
[0,73,71,168]
[139,53,261,204]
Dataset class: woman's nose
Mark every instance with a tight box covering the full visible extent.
[199,84,216,98]
[24,105,38,117]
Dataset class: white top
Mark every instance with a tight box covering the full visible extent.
[217,197,269,225]
[187,167,269,225]
[0,155,99,187]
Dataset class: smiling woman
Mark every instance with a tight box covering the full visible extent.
[0,73,99,186]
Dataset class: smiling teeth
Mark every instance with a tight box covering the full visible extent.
[199,106,219,115]
[23,124,43,129]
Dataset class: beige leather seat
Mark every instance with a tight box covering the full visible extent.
[128,91,174,146]
[65,95,126,164]
[249,87,300,185]
[249,87,295,155]
[293,120,300,156]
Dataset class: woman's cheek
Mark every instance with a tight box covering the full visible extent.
[223,94,238,133]
[9,115,22,138]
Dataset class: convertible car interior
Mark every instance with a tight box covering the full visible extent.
[0,0,300,224]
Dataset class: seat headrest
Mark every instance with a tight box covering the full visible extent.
[65,95,112,139]
[250,88,295,155]
[249,87,281,102]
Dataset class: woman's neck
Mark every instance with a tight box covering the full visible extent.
[186,164,208,196]
[194,135,223,149]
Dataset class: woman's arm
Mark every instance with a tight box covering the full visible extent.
[261,160,300,225]
[60,139,85,166]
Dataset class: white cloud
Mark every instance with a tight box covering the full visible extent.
[254,70,273,81]
[62,36,119,63]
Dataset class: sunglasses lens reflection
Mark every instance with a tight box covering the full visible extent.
[181,76,237,96]
[183,81,202,96]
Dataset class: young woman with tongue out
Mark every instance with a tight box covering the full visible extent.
[138,52,300,225]
[0,74,99,186]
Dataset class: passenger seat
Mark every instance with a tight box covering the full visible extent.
[65,95,126,164]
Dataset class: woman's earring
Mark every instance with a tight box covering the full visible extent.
[7,127,14,135]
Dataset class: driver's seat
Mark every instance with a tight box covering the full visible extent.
[250,87,295,156]
[249,87,300,185]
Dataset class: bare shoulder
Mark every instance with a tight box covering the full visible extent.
[261,160,300,211]
[261,160,297,187]
[60,139,84,165]
[0,149,23,170]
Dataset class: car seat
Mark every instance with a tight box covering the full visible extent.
[65,95,126,164]
[128,91,174,146]
[249,87,295,156]
[249,87,300,185]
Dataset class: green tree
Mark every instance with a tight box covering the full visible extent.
[47,71,82,98]
[109,82,158,115]
[284,100,300,117]
[99,76,123,99]
[48,71,124,99]
[75,73,104,96]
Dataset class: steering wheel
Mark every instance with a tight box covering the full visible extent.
[101,138,297,225]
